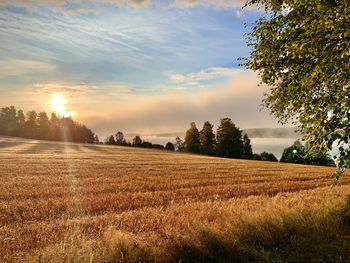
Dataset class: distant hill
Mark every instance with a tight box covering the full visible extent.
[244,127,300,138]
[128,127,300,139]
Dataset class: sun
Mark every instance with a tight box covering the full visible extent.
[51,94,66,113]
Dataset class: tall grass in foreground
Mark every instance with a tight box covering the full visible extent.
[39,196,350,263]
[173,196,350,263]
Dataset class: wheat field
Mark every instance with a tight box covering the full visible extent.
[1,137,350,262]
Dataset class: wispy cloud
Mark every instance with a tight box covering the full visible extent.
[0,59,56,80]
[170,67,243,86]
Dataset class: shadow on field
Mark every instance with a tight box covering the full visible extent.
[20,142,81,154]
[171,196,350,263]
[0,141,25,150]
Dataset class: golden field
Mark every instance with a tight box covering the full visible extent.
[1,137,350,262]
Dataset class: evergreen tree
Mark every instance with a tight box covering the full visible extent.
[94,135,100,144]
[242,134,253,159]
[38,112,51,140]
[0,106,17,136]
[16,110,26,137]
[215,118,243,158]
[185,122,200,153]
[25,111,38,139]
[200,121,215,156]
[106,135,116,145]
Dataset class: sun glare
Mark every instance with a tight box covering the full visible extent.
[51,94,72,117]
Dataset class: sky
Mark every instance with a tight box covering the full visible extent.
[0,0,282,138]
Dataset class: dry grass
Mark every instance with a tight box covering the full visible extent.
[0,137,350,262]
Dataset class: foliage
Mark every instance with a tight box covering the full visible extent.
[106,135,116,145]
[260,151,278,162]
[175,136,185,152]
[281,140,335,166]
[242,134,253,159]
[132,135,143,147]
[280,140,306,164]
[215,118,243,158]
[200,121,215,156]
[244,0,350,173]
[199,121,215,155]
[165,142,175,151]
[185,122,201,153]
[115,131,127,146]
[0,106,95,143]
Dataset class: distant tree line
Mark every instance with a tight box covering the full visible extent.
[180,118,277,161]
[0,106,97,144]
[179,118,335,167]
[105,131,175,151]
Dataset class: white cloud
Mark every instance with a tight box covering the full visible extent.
[80,69,278,136]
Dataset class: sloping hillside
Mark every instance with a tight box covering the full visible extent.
[1,137,349,262]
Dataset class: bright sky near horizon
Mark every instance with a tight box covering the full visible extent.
[0,0,281,137]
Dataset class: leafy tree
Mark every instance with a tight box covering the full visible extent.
[280,141,306,164]
[244,0,350,172]
[115,131,127,145]
[304,152,335,167]
[253,153,262,160]
[242,134,253,159]
[260,152,278,162]
[215,118,243,158]
[200,121,215,155]
[132,135,143,147]
[165,142,175,151]
[185,122,200,153]
[175,136,185,152]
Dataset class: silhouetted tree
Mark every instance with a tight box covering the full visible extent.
[94,135,100,144]
[175,137,185,152]
[242,134,253,159]
[16,110,25,137]
[115,131,127,145]
[50,113,61,141]
[0,106,97,144]
[200,121,215,156]
[280,140,305,164]
[38,112,51,140]
[25,111,38,139]
[165,142,175,151]
[253,153,262,160]
[106,135,116,145]
[260,152,278,162]
[215,118,243,158]
[132,135,143,147]
[152,144,165,150]
[281,140,335,167]
[185,122,200,153]
[0,106,17,136]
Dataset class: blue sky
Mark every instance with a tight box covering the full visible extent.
[0,0,279,136]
